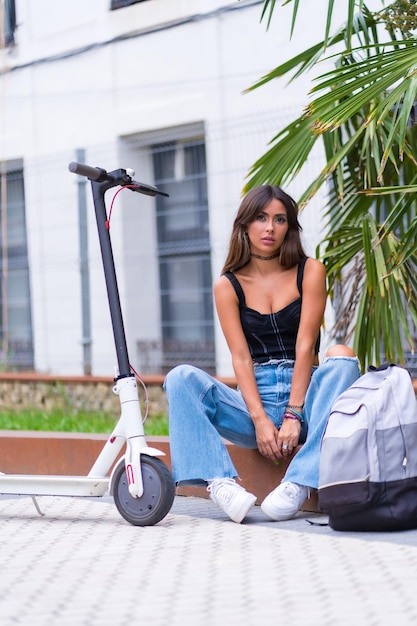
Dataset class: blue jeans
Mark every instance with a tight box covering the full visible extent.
[164,356,360,490]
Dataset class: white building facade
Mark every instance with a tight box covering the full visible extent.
[0,0,336,377]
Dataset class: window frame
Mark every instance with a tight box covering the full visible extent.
[152,138,215,373]
[110,0,149,10]
[0,0,16,47]
[0,161,34,370]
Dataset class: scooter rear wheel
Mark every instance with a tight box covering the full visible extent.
[113,456,175,526]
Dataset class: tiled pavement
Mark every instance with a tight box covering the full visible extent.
[1,494,417,625]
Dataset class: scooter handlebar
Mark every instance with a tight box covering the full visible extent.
[68,161,107,181]
[68,161,169,197]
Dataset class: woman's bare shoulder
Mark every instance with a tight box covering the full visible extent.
[214,273,230,289]
[304,257,326,278]
[214,274,236,299]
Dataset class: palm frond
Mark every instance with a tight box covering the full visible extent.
[249,1,417,369]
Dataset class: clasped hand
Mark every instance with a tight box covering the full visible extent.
[255,416,300,461]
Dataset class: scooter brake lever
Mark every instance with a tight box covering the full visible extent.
[130,181,169,198]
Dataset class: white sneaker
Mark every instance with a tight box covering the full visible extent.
[261,481,308,521]
[207,478,257,523]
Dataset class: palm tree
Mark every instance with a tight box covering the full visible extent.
[244,0,417,371]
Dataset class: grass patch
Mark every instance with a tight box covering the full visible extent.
[0,408,169,436]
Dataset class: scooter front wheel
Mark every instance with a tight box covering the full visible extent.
[113,456,175,526]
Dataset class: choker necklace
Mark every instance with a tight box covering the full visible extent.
[250,251,280,261]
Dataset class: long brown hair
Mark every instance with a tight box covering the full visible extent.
[221,185,306,273]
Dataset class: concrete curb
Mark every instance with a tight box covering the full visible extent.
[0,431,319,512]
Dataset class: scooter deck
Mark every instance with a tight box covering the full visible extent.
[0,474,109,497]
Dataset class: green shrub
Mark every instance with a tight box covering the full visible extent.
[0,409,169,436]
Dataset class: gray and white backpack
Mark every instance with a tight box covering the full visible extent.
[318,363,417,531]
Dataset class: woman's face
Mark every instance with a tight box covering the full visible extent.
[246,198,289,256]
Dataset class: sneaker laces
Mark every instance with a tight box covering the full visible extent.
[207,478,240,504]
[281,482,310,501]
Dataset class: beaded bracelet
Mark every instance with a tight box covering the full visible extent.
[283,412,303,424]
[287,403,304,410]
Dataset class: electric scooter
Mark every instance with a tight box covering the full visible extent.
[0,162,175,526]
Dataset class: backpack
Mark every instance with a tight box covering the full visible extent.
[318,363,417,531]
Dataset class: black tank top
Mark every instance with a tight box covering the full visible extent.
[224,258,320,363]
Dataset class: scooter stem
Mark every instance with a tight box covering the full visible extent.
[91,174,131,377]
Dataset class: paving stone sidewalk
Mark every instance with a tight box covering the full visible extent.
[1,494,417,625]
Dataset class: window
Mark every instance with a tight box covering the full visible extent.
[110,0,149,9]
[0,0,16,47]
[152,140,215,373]
[0,163,34,370]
